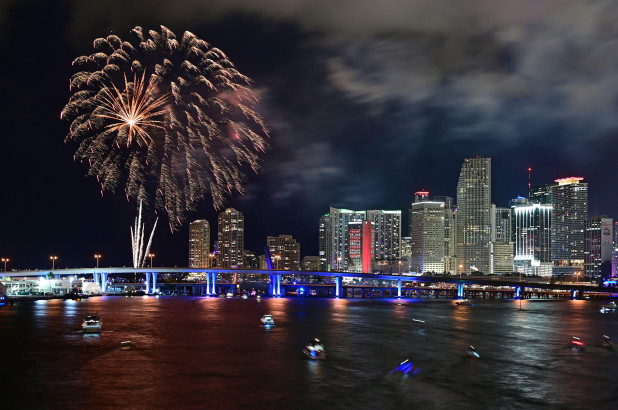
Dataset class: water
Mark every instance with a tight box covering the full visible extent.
[1,296,618,409]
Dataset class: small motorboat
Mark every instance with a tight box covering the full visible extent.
[571,336,585,349]
[260,314,275,327]
[412,319,425,327]
[602,335,613,350]
[241,294,248,299]
[456,299,472,306]
[466,345,480,359]
[600,301,617,310]
[303,338,326,360]
[390,359,415,376]
[226,292,233,298]
[82,315,102,333]
[120,341,132,349]
[256,295,261,300]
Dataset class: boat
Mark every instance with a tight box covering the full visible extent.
[303,338,326,360]
[241,294,248,299]
[456,299,472,306]
[390,359,415,376]
[466,345,480,359]
[260,314,275,327]
[82,315,102,333]
[600,301,617,310]
[602,335,613,350]
[412,319,425,326]
[226,292,233,298]
[571,336,585,349]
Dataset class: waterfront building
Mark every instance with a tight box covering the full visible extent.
[410,191,445,274]
[530,185,553,205]
[243,250,260,270]
[435,196,457,274]
[613,248,618,277]
[322,207,365,271]
[585,217,613,278]
[318,214,331,271]
[491,242,514,275]
[490,205,513,274]
[512,201,553,277]
[456,157,492,274]
[301,256,320,271]
[400,236,412,273]
[267,235,301,270]
[492,205,512,243]
[551,177,588,276]
[188,220,210,268]
[366,210,402,261]
[216,208,245,268]
[347,220,375,273]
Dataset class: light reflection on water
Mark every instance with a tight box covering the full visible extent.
[1,296,618,409]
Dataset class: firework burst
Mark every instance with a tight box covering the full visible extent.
[61,26,269,231]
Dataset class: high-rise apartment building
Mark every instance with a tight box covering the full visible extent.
[456,157,492,273]
[512,201,553,276]
[410,191,445,274]
[585,217,613,278]
[347,221,375,273]
[217,208,245,268]
[400,236,412,273]
[324,207,365,271]
[490,205,513,274]
[318,214,331,271]
[267,235,301,270]
[492,205,512,243]
[189,220,211,268]
[551,177,588,276]
[366,210,401,261]
[301,256,320,271]
[435,196,457,274]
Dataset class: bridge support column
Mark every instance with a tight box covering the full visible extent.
[152,272,157,294]
[276,274,281,296]
[457,283,464,298]
[335,276,343,297]
[206,273,211,295]
[516,286,522,298]
[571,289,578,299]
[210,272,217,295]
[145,272,151,295]
[93,272,100,289]
[100,273,108,293]
[398,279,402,297]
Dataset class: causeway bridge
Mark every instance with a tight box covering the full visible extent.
[2,267,616,300]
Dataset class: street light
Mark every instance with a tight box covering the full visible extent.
[575,272,580,283]
[209,253,215,268]
[1,257,9,272]
[94,254,102,268]
[274,255,281,270]
[148,253,155,268]
[337,257,342,272]
[459,265,463,279]
[50,256,58,270]
[399,261,402,275]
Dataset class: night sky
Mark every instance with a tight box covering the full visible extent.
[1,0,616,270]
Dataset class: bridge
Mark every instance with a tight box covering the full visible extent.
[2,267,615,300]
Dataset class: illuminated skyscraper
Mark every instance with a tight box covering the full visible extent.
[512,201,553,276]
[366,210,401,261]
[585,217,613,278]
[410,191,445,274]
[318,214,331,271]
[323,207,365,271]
[347,220,375,273]
[551,177,588,276]
[217,208,244,268]
[435,196,456,274]
[189,220,210,268]
[267,235,300,270]
[456,157,492,273]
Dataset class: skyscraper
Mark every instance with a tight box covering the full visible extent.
[347,220,375,273]
[318,214,331,271]
[456,157,492,274]
[326,207,365,271]
[512,201,553,276]
[435,196,456,274]
[366,210,401,261]
[189,220,210,268]
[217,208,245,268]
[410,191,445,274]
[267,235,301,270]
[585,217,613,278]
[551,177,588,276]
[490,205,513,274]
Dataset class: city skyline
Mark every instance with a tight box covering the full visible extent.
[1,1,617,269]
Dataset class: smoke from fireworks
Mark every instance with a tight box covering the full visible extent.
[61,26,269,231]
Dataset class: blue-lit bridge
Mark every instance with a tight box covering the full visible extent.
[1,267,616,300]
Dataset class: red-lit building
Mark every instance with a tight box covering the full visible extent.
[347,221,375,273]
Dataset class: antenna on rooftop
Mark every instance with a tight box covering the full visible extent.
[528,167,532,200]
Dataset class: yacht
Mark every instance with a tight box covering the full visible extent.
[455,299,472,306]
[82,315,102,333]
[303,338,326,360]
[600,301,617,310]
[260,314,275,327]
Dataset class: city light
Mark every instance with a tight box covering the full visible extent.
[94,254,102,268]
[1,257,9,272]
[50,256,58,270]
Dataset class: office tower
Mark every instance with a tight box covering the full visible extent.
[347,221,375,273]
[323,207,366,271]
[491,205,512,242]
[530,185,553,205]
[491,242,514,274]
[512,201,552,276]
[318,214,331,271]
[410,191,445,274]
[551,177,588,276]
[189,220,210,268]
[456,157,492,274]
[217,208,245,268]
[267,235,301,270]
[366,210,402,261]
[301,256,320,271]
[400,236,412,273]
[585,217,613,278]
[615,221,618,246]
[435,196,456,274]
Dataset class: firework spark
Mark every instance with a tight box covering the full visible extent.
[96,73,169,147]
[61,26,269,231]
